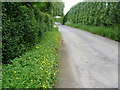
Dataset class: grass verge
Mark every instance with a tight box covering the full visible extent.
[66,23,119,41]
[2,27,61,88]
[0,65,1,89]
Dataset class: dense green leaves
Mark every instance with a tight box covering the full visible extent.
[3,28,61,88]
[2,2,64,88]
[2,2,64,64]
[64,2,120,26]
[51,2,64,16]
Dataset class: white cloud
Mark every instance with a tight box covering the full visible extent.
[63,0,83,15]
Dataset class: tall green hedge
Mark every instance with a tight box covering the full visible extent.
[2,2,64,64]
[63,2,120,26]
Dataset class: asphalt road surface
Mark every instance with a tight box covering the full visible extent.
[55,25,118,88]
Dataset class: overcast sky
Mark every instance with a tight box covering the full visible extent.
[63,0,83,15]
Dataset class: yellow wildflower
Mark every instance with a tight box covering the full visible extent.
[36,46,39,48]
[45,71,48,73]
[42,61,45,64]
[16,77,19,79]
[31,79,33,82]
[42,85,46,88]
[13,71,16,73]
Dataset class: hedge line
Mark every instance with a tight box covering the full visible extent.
[63,2,120,26]
[2,2,63,64]
[63,2,120,41]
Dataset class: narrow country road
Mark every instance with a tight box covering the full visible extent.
[55,25,119,88]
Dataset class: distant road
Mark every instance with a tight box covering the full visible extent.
[55,25,118,88]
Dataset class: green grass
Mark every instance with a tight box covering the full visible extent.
[0,65,2,89]
[2,27,61,88]
[66,23,119,41]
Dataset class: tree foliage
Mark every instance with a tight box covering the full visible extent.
[63,2,120,26]
[2,2,64,64]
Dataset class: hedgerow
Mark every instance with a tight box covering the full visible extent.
[2,2,64,64]
[2,2,64,88]
[63,2,120,41]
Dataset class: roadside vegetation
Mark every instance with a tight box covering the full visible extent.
[0,65,1,89]
[66,23,119,41]
[3,28,61,88]
[2,2,64,64]
[2,2,64,88]
[63,2,120,41]
[54,17,63,24]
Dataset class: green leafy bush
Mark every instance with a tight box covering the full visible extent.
[64,2,120,26]
[2,2,54,64]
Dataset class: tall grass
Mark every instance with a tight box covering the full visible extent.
[66,23,119,41]
[0,65,1,90]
